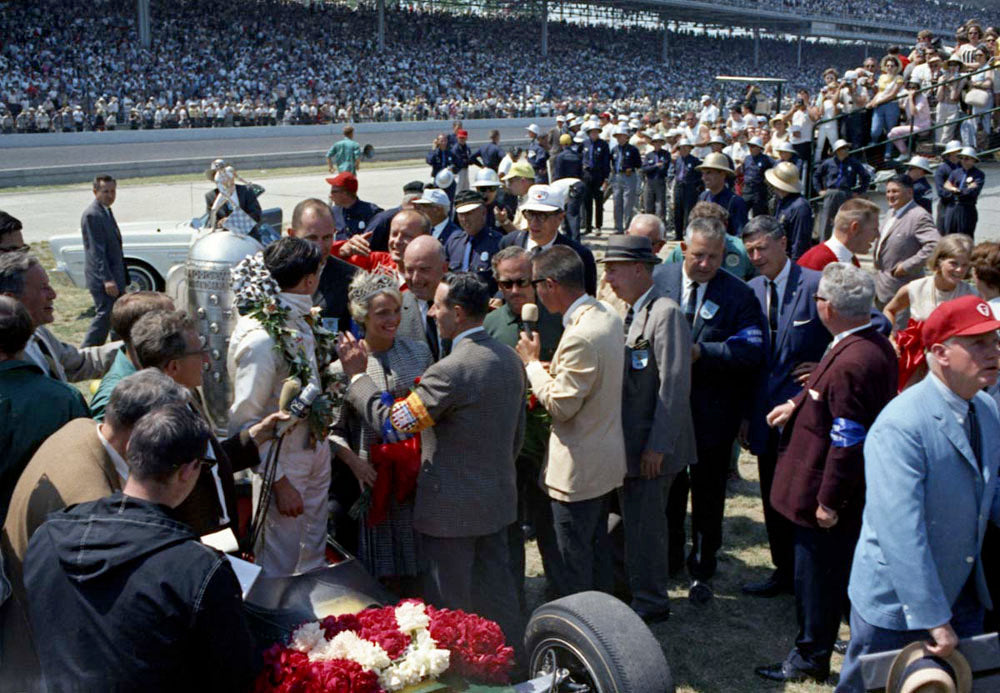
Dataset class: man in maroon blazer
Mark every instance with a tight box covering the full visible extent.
[755,262,897,684]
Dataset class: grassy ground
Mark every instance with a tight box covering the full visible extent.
[34,236,843,692]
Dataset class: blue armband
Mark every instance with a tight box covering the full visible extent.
[830,417,866,448]
[726,326,764,347]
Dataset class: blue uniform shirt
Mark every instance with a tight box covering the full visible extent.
[812,155,871,194]
[641,149,671,181]
[527,141,549,183]
[948,165,985,205]
[775,193,815,260]
[674,153,703,187]
[472,143,504,171]
[913,176,933,214]
[612,143,642,174]
[934,160,957,203]
[426,147,454,176]
[581,138,611,181]
[332,198,384,241]
[552,148,584,181]
[699,186,749,236]
[445,225,503,293]
[742,152,774,190]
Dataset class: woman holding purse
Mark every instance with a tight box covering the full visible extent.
[329,270,432,588]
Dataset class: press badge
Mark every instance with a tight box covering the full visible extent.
[480,251,489,262]
[358,221,366,230]
[700,300,719,321]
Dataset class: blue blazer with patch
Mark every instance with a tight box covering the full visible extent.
[848,376,1000,631]
[746,263,831,454]
[653,261,766,447]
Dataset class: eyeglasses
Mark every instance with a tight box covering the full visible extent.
[523,210,561,221]
[813,294,829,303]
[497,278,532,290]
[530,278,549,288]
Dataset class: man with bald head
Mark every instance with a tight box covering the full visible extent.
[287,198,358,332]
[400,234,449,360]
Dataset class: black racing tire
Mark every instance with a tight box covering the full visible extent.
[125,259,164,292]
[525,591,673,693]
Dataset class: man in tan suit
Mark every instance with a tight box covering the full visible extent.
[873,175,940,311]
[516,245,626,597]
[0,369,186,689]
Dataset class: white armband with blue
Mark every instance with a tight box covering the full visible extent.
[830,417,867,448]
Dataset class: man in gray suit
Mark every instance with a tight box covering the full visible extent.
[399,234,448,360]
[603,235,696,622]
[873,175,941,312]
[81,175,127,346]
[338,272,526,646]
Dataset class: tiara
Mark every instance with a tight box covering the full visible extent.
[348,266,400,306]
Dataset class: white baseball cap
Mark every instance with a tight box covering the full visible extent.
[521,184,566,212]
[413,188,450,208]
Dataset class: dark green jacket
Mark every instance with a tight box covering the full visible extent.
[89,347,137,423]
[0,360,89,524]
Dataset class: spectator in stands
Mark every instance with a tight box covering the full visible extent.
[868,55,905,159]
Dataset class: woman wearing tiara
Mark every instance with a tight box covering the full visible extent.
[329,269,432,590]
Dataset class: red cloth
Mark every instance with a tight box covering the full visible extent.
[329,241,398,274]
[797,243,860,271]
[367,435,421,527]
[896,318,927,392]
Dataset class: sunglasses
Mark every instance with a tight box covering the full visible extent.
[497,278,532,290]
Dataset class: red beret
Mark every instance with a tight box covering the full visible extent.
[325,171,358,194]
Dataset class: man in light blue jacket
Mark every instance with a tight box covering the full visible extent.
[838,295,1000,692]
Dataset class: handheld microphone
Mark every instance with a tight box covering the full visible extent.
[521,303,539,339]
[275,379,321,437]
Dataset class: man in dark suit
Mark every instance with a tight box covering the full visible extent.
[653,216,766,603]
[671,139,703,241]
[498,184,597,296]
[286,199,358,333]
[742,216,831,598]
[603,236,696,623]
[426,134,457,200]
[81,175,127,346]
[339,273,526,649]
[203,173,262,225]
[755,263,896,684]
[580,123,611,234]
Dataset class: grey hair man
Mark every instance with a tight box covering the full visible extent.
[0,251,119,382]
[25,404,256,691]
[400,235,450,360]
[654,216,767,604]
[0,368,184,687]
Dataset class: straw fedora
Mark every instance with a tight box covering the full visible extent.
[765,161,802,193]
[696,152,735,176]
[885,642,971,693]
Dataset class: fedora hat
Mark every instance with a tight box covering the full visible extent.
[886,642,971,693]
[598,235,661,264]
[696,152,735,176]
[765,161,802,193]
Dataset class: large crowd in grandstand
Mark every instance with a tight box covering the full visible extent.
[1,0,990,133]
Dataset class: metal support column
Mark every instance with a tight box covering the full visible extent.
[753,26,760,69]
[377,0,385,51]
[797,35,802,68]
[136,0,150,49]
[662,15,669,64]
[541,0,548,58]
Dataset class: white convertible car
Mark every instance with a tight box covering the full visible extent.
[49,206,281,292]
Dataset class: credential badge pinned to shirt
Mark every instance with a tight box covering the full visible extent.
[630,337,650,370]
[480,251,489,262]
[725,253,740,268]
[358,221,366,230]
[700,300,720,321]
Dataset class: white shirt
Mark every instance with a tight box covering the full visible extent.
[825,235,856,264]
[525,234,557,253]
[766,259,792,315]
[452,325,485,349]
[830,321,872,349]
[680,266,708,317]
[562,293,591,327]
[96,423,129,481]
[790,110,814,144]
[431,219,450,241]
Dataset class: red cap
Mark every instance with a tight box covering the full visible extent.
[456,129,468,138]
[922,295,1000,346]
[325,171,358,194]
[600,112,611,120]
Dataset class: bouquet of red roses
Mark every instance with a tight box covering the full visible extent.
[254,599,515,693]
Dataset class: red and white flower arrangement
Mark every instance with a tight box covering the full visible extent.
[255,599,515,692]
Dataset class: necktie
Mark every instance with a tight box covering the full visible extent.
[968,400,982,470]
[684,281,698,326]
[425,314,440,361]
[768,280,779,351]
[624,306,634,336]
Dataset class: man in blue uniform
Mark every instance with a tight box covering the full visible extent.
[943,147,985,238]
[742,136,774,217]
[526,124,549,184]
[581,122,611,235]
[451,129,472,193]
[611,124,642,234]
[672,139,703,241]
[642,132,671,222]
[552,134,585,240]
[427,134,457,199]
[776,141,807,191]
[446,190,503,293]
[697,153,748,237]
[934,140,962,234]
[471,130,504,172]
[906,156,934,216]
[766,162,815,261]
[812,139,871,241]
[327,172,383,242]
